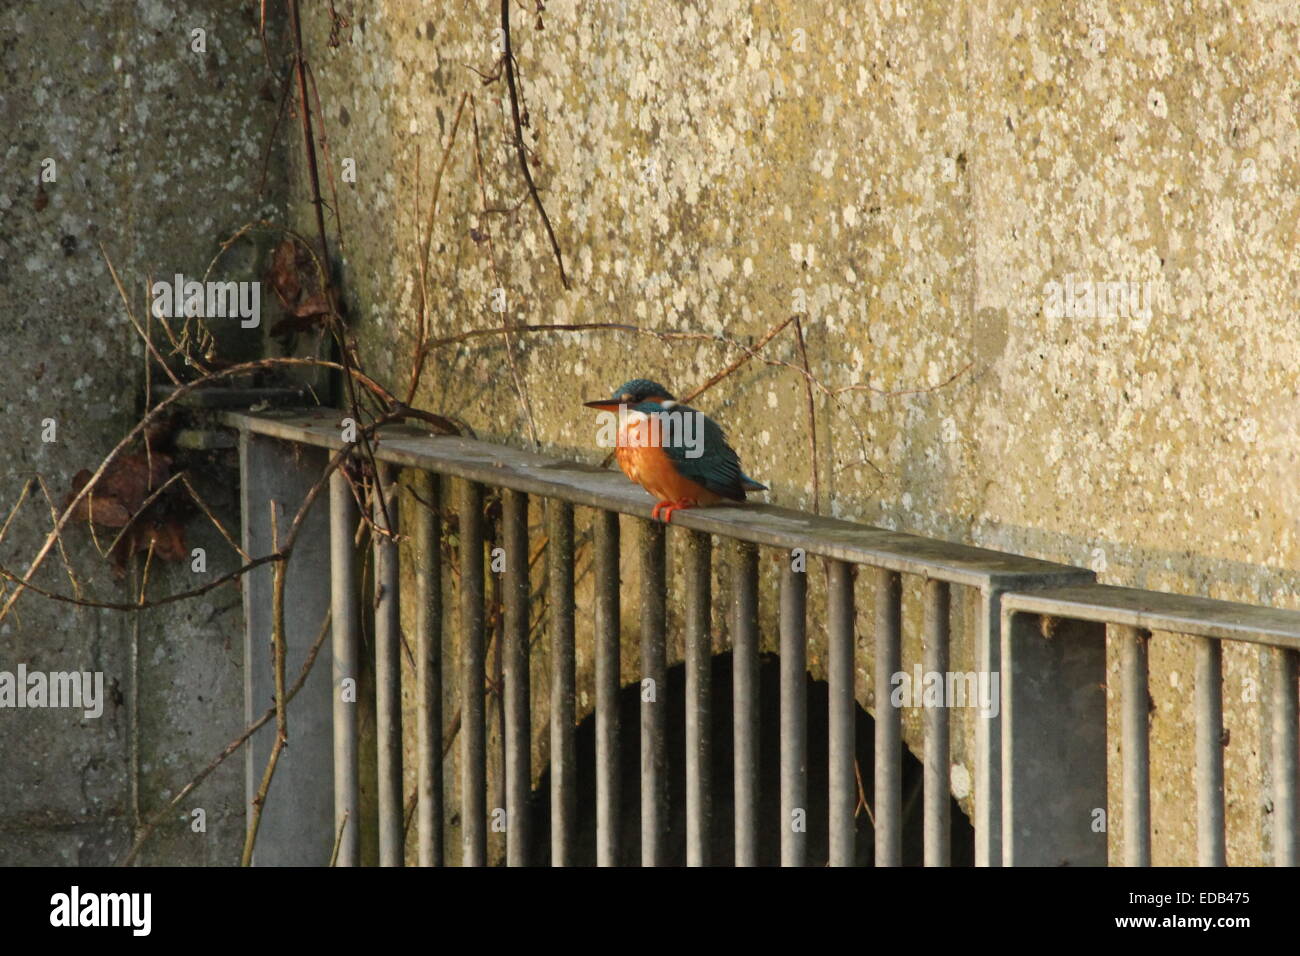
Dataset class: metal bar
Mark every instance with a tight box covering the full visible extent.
[733,541,760,867]
[413,471,442,867]
[827,560,856,866]
[1195,636,1226,866]
[594,509,621,867]
[685,530,713,866]
[1273,647,1299,866]
[502,489,531,867]
[239,434,333,866]
[1119,625,1151,867]
[329,467,360,867]
[992,582,1300,652]
[640,520,667,867]
[1001,611,1109,865]
[780,556,808,867]
[372,464,404,866]
[459,479,486,867]
[976,587,1003,866]
[549,501,576,866]
[874,568,903,867]
[923,578,951,867]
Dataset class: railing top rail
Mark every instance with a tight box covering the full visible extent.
[223,408,1092,590]
[1001,584,1300,650]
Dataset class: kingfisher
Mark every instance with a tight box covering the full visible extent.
[584,378,767,522]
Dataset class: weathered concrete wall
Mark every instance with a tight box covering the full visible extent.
[291,1,1300,865]
[1,2,282,863]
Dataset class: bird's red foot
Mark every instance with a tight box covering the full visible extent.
[659,498,697,523]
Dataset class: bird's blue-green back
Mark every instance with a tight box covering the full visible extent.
[630,400,766,501]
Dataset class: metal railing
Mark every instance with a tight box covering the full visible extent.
[224,407,1300,866]
[1001,586,1300,866]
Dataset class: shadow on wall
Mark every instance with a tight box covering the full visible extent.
[526,652,974,866]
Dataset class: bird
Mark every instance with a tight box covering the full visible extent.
[584,378,766,523]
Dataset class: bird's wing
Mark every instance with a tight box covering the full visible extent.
[657,404,750,501]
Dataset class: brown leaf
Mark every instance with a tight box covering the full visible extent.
[111,519,187,574]
[141,520,188,563]
[292,292,331,319]
[265,238,302,307]
[269,311,326,339]
[66,453,172,528]
[85,498,134,528]
[107,515,188,579]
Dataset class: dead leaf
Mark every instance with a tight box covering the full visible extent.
[67,451,192,578]
[66,452,172,529]
[292,292,331,319]
[265,238,303,308]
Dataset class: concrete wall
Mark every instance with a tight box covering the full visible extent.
[0,1,280,863]
[292,2,1300,865]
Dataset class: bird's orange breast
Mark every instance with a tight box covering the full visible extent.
[615,442,722,506]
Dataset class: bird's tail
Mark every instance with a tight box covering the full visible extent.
[740,473,767,493]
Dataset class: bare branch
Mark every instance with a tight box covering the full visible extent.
[501,0,568,289]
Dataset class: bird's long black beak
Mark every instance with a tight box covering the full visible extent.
[583,398,621,410]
